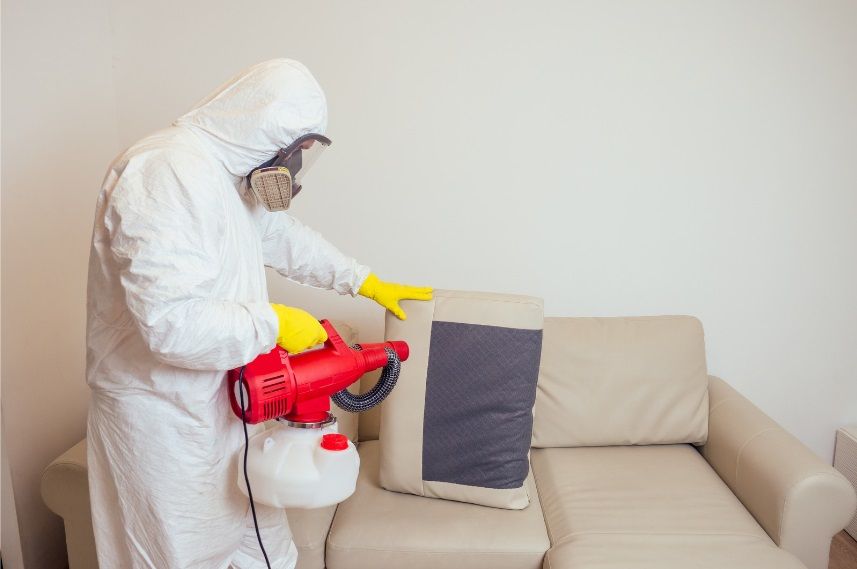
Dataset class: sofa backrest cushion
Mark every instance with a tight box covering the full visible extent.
[379,289,544,509]
[531,316,708,448]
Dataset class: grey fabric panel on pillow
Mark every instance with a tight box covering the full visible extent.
[379,289,544,509]
[423,321,542,489]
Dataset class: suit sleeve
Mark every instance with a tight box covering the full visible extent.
[259,210,371,296]
[107,153,278,370]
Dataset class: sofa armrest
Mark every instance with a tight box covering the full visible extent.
[701,376,857,569]
[42,438,90,519]
[41,438,99,569]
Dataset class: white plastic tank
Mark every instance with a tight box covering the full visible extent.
[238,421,360,509]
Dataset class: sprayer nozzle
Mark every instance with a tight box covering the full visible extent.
[387,341,409,362]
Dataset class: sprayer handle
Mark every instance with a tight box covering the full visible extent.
[319,320,349,355]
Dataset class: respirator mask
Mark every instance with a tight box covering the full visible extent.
[247,133,331,211]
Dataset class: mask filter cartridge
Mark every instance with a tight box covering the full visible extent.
[249,167,293,211]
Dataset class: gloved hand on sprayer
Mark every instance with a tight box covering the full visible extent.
[272,274,432,353]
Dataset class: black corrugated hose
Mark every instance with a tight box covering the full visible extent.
[331,346,401,412]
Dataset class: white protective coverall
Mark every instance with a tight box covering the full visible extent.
[86,59,370,569]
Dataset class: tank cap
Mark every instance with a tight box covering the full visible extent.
[320,433,349,451]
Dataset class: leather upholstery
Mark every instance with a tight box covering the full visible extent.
[326,441,550,569]
[288,505,337,569]
[531,444,768,540]
[531,444,806,569]
[40,439,99,569]
[542,535,806,569]
[702,376,857,569]
[533,316,708,448]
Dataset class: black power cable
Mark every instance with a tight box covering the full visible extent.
[238,366,272,569]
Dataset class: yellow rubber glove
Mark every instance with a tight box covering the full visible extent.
[358,273,433,320]
[270,304,328,353]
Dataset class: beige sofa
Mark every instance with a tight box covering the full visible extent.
[42,317,856,569]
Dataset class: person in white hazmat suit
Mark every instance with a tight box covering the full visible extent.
[86,59,432,569]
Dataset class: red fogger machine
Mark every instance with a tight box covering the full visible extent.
[228,320,409,426]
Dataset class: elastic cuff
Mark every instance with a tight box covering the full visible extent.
[255,302,280,353]
[352,265,373,297]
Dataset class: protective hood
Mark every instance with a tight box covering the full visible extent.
[175,59,328,177]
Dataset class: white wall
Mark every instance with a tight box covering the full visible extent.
[1,0,118,567]
[2,1,856,567]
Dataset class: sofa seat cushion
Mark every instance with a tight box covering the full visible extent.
[543,534,806,569]
[326,440,550,569]
[532,445,806,568]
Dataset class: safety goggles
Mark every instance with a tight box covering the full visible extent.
[248,133,332,211]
